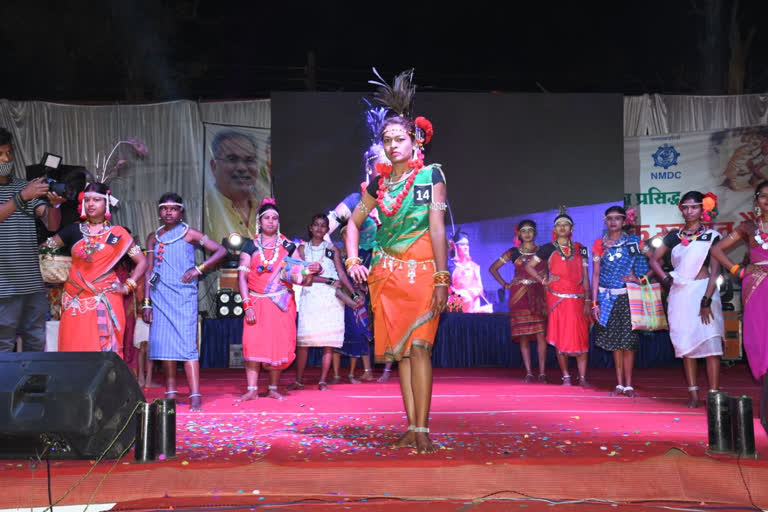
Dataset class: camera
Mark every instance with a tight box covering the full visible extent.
[40,152,77,200]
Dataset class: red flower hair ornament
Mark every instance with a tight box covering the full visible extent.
[414,116,434,145]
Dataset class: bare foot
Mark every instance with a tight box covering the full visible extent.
[349,374,361,384]
[318,382,329,391]
[414,432,437,454]
[360,371,375,382]
[578,377,593,388]
[268,389,287,401]
[623,387,636,398]
[391,430,415,449]
[561,376,572,386]
[686,393,699,408]
[378,370,392,383]
[537,374,548,383]
[330,375,342,385]
[610,385,624,396]
[137,376,145,387]
[523,373,535,383]
[236,390,259,402]
[285,381,304,391]
[189,394,202,412]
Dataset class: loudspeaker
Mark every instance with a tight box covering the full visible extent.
[0,351,145,459]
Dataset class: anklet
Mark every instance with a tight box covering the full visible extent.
[318,381,327,386]
[363,369,371,373]
[413,427,430,433]
[383,368,392,372]
[164,390,178,395]
[708,388,719,393]
[623,386,633,392]
[688,385,699,391]
[247,386,258,391]
[268,385,278,390]
[408,425,416,431]
[614,385,626,391]
[189,393,201,398]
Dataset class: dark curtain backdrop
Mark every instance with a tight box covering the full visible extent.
[272,92,624,239]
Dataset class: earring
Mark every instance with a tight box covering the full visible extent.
[755,205,761,217]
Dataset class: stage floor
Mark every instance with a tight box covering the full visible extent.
[2,366,767,510]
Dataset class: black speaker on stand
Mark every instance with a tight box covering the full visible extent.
[0,352,145,459]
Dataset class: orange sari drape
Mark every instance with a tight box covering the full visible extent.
[368,233,439,363]
[59,225,133,356]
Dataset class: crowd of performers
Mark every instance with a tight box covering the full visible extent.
[2,70,768,454]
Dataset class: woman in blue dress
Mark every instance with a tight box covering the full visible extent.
[144,193,227,411]
[590,206,651,397]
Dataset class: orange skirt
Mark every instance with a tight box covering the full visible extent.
[368,234,439,363]
[546,292,589,355]
[58,292,125,358]
[242,293,297,369]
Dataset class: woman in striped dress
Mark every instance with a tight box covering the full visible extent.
[144,193,226,411]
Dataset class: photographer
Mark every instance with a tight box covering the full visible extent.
[0,127,65,352]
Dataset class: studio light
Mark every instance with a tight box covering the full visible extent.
[221,232,248,269]
[216,288,233,318]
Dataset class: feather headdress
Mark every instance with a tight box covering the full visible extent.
[363,100,389,144]
[368,67,416,118]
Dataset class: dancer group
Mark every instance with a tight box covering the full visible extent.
[3,69,768,454]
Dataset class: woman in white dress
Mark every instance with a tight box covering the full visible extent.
[649,191,724,408]
[290,214,359,390]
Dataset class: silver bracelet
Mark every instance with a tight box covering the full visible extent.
[237,265,251,272]
[429,202,448,211]
[356,201,371,215]
[198,234,209,246]
[127,245,142,257]
[44,237,59,250]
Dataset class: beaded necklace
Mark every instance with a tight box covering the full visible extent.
[754,220,768,250]
[555,240,573,260]
[256,234,280,273]
[678,224,705,246]
[601,233,626,262]
[78,221,110,262]
[154,222,189,270]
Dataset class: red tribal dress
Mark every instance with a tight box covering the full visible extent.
[57,223,135,356]
[534,241,589,354]
[498,246,546,338]
[241,236,299,369]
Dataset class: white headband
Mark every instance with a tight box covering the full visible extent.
[159,201,184,210]
[258,207,279,218]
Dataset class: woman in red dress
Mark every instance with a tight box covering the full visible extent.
[236,199,321,401]
[525,210,591,386]
[489,220,548,382]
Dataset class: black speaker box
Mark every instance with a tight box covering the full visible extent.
[0,352,145,459]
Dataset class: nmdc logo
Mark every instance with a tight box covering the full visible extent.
[650,170,682,179]
[652,144,680,170]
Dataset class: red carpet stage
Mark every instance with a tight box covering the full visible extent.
[2,366,767,510]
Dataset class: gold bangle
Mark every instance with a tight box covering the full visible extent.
[198,262,207,272]
[345,257,362,269]
[729,264,741,275]
[433,283,450,287]
[433,270,450,277]
[124,278,137,292]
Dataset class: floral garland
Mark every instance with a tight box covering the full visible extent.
[374,160,422,217]
[754,220,768,250]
